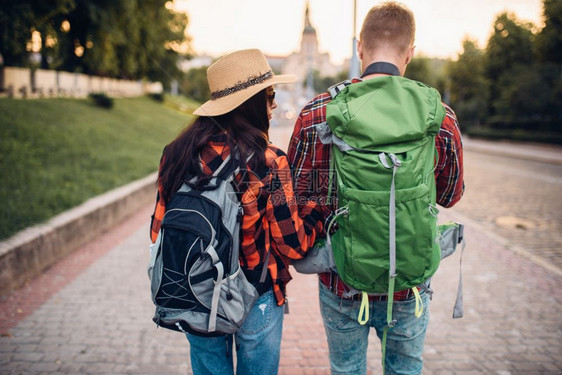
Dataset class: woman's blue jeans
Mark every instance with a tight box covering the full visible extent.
[186,289,284,375]
[319,281,430,375]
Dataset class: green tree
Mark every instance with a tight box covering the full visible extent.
[534,0,562,130]
[313,69,349,94]
[405,55,448,96]
[447,39,489,127]
[59,0,123,75]
[492,64,552,128]
[0,2,33,66]
[484,12,535,119]
[485,13,535,80]
[535,0,562,66]
[181,66,210,103]
[405,56,430,83]
[142,5,189,89]
[482,9,561,132]
[39,0,188,86]
[0,0,74,67]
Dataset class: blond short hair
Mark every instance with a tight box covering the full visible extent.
[359,2,415,55]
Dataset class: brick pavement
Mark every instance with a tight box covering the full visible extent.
[1,205,561,374]
[0,207,191,374]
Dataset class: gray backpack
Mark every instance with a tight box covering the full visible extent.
[148,154,259,335]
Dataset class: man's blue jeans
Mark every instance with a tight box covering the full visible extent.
[186,289,284,375]
[319,281,430,375]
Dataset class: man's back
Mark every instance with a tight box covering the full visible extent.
[323,76,445,295]
[288,74,464,299]
[288,3,465,373]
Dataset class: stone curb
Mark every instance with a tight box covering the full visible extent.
[0,172,157,295]
[463,138,562,165]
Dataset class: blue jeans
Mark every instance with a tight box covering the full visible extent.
[319,281,430,375]
[186,289,284,375]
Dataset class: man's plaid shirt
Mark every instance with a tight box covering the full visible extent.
[287,78,465,301]
[151,134,325,305]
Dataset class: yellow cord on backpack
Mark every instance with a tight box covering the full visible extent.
[412,287,424,318]
[358,292,369,325]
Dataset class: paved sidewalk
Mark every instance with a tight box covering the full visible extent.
[0,204,561,374]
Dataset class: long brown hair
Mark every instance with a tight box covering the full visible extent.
[158,89,270,203]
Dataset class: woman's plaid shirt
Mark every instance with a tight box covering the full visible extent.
[287,79,465,300]
[150,134,324,306]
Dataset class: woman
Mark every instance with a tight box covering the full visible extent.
[150,49,324,374]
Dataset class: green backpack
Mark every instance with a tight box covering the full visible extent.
[322,76,446,335]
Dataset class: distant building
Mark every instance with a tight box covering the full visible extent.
[282,5,340,83]
[271,3,342,103]
[183,3,343,109]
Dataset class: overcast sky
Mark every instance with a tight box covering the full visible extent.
[174,0,544,63]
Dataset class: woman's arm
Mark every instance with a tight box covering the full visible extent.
[265,152,324,260]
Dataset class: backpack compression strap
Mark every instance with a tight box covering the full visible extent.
[206,151,264,332]
[207,245,224,332]
[379,152,402,373]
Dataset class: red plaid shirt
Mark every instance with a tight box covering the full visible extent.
[287,78,465,301]
[151,134,324,305]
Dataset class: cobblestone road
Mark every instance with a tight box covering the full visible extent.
[452,151,562,272]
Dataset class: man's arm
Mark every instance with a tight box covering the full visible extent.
[287,112,313,207]
[287,93,334,206]
[435,104,465,208]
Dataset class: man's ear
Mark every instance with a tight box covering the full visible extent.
[405,46,415,65]
[357,39,363,60]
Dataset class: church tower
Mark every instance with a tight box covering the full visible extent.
[279,1,339,102]
[300,3,319,59]
[301,2,317,98]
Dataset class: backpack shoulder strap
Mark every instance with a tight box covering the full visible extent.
[215,149,255,182]
[316,80,355,149]
[184,147,253,192]
[327,80,352,99]
[181,154,236,192]
[213,154,234,178]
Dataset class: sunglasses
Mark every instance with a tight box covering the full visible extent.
[267,90,276,102]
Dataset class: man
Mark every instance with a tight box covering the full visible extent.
[287,2,464,374]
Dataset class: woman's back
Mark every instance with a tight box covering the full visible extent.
[149,48,324,375]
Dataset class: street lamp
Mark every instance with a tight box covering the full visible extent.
[349,0,360,79]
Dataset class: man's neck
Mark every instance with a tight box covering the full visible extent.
[361,57,405,79]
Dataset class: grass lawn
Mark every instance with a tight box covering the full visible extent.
[0,95,195,240]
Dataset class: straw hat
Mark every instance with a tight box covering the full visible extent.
[193,49,296,116]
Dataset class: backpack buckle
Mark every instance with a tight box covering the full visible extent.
[334,206,349,217]
[457,223,464,244]
[237,206,244,222]
[388,153,401,167]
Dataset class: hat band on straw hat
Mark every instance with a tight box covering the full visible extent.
[210,70,273,100]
